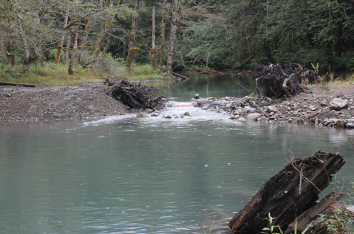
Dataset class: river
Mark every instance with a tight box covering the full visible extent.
[1,74,353,234]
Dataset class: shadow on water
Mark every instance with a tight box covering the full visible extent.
[149,74,261,101]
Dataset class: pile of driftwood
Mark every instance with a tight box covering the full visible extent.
[228,151,346,234]
[255,64,309,98]
[104,78,167,110]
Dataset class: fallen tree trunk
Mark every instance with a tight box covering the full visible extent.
[172,72,190,80]
[228,151,345,234]
[105,79,167,110]
[0,82,36,87]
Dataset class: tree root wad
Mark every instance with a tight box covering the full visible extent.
[255,63,309,98]
[104,78,167,110]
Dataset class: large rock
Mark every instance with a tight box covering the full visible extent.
[266,105,278,113]
[329,98,348,110]
[246,113,261,121]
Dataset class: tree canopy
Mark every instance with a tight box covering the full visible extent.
[0,0,353,74]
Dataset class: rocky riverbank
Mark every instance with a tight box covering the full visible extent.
[193,85,354,128]
[1,82,353,128]
[0,82,127,123]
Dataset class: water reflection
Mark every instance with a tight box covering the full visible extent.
[150,74,259,101]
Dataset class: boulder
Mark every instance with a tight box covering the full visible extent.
[329,98,348,110]
[246,113,261,121]
[266,105,278,113]
[136,112,148,118]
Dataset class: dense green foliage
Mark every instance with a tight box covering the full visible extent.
[1,0,353,79]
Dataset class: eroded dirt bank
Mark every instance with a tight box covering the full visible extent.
[0,83,127,123]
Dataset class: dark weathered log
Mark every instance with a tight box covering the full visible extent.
[285,192,344,234]
[228,151,345,234]
[0,82,35,87]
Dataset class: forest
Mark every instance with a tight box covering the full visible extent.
[0,0,354,78]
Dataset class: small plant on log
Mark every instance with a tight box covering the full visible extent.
[261,213,283,234]
[262,213,313,234]
[318,174,354,234]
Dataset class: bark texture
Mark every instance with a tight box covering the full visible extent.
[228,151,345,234]
[55,6,69,64]
[159,0,167,66]
[68,29,78,75]
[18,19,31,66]
[92,0,106,66]
[167,0,183,76]
[126,0,141,72]
[151,7,156,68]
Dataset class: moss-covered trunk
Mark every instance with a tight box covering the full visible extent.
[126,0,141,72]
[18,19,31,67]
[167,0,183,76]
[55,6,69,64]
[159,0,167,66]
[68,29,78,75]
[151,7,156,69]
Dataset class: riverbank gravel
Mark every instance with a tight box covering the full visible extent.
[0,82,127,123]
[194,85,354,128]
[1,83,353,128]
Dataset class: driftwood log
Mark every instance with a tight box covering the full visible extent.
[104,79,167,110]
[172,72,190,80]
[228,151,345,234]
[0,81,36,87]
[255,63,308,98]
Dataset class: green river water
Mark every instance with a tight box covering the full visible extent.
[1,75,353,233]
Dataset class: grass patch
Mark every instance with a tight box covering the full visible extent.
[121,63,169,80]
[0,62,169,86]
[327,75,354,85]
[0,63,105,86]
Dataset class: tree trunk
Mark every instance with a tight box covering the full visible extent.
[63,34,71,65]
[126,0,141,72]
[99,26,113,68]
[55,6,69,64]
[68,29,78,75]
[159,0,167,66]
[78,16,92,63]
[6,39,14,68]
[6,19,14,68]
[167,0,183,76]
[18,19,31,66]
[92,0,106,68]
[151,7,156,69]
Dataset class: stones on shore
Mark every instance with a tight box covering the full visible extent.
[329,98,348,110]
[246,113,261,121]
[191,92,354,128]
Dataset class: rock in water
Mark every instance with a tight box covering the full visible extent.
[329,98,348,110]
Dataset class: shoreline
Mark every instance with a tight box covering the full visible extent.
[1,82,353,128]
[194,84,354,128]
[0,82,127,123]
